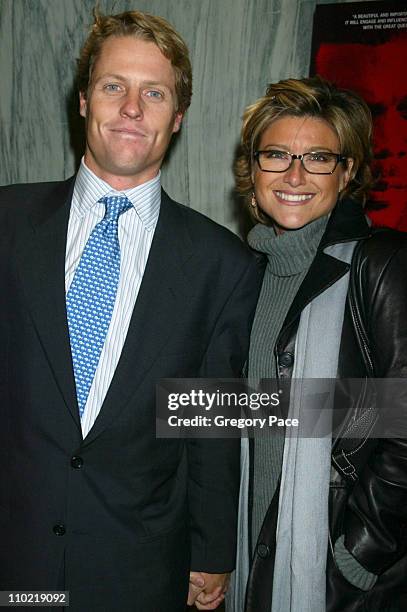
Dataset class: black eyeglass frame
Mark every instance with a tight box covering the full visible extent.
[254,150,348,175]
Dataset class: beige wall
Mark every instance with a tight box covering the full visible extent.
[0,0,364,233]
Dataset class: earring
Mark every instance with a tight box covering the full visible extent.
[251,192,257,208]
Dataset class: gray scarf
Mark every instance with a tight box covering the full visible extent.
[228,240,357,612]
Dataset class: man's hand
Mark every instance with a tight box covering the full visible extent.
[188,572,230,610]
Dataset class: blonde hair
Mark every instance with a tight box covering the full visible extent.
[77,9,192,113]
[235,76,374,224]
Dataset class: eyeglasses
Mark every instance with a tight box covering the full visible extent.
[254,149,347,175]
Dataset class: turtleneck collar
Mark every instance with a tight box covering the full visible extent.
[248,215,329,277]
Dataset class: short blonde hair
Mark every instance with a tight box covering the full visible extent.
[77,9,192,113]
[235,76,374,224]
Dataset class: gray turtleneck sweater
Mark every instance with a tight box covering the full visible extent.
[247,216,328,552]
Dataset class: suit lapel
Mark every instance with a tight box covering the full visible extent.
[83,192,194,445]
[16,178,81,429]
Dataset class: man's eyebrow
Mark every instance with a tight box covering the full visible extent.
[93,75,171,89]
[93,73,127,82]
[141,80,171,88]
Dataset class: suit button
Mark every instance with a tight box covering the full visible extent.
[278,352,294,367]
[71,456,83,469]
[256,543,270,559]
[53,524,66,536]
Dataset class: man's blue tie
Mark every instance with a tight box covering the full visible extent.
[66,195,132,418]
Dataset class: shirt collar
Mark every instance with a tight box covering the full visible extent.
[72,158,161,231]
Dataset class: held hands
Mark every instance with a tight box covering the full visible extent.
[188,572,230,610]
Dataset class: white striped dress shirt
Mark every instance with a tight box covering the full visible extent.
[65,160,161,438]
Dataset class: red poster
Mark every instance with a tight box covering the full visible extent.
[310,1,407,230]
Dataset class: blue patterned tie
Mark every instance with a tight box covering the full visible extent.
[66,195,132,418]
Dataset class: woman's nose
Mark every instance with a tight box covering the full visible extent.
[283,158,307,186]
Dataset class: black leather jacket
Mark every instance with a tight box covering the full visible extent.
[246,198,407,612]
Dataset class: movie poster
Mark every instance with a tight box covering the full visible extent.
[310,1,407,230]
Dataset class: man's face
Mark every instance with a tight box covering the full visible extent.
[80,36,183,190]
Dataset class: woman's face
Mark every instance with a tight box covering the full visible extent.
[252,115,352,232]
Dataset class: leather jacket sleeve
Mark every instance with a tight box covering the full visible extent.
[343,232,407,574]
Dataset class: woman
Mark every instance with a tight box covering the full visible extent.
[231,77,407,612]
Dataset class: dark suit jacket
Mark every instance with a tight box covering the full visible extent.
[0,177,261,611]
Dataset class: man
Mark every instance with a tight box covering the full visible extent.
[0,10,260,612]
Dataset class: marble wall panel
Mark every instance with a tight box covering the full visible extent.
[0,0,369,234]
